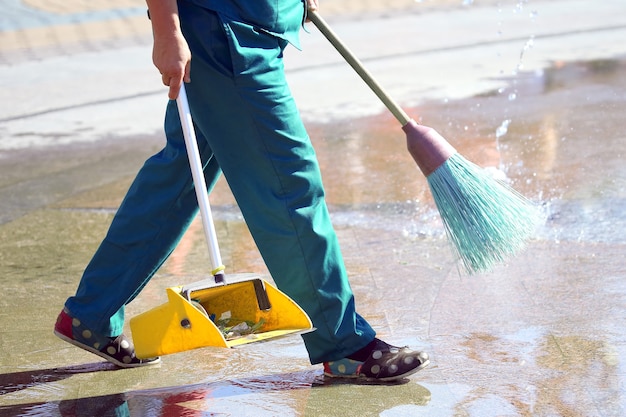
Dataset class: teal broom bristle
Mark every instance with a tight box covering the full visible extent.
[427,153,542,274]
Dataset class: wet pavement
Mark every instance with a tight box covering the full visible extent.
[1,1,625,416]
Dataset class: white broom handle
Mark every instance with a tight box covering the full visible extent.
[308,10,412,126]
[176,84,226,280]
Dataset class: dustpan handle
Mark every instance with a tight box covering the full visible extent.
[176,84,226,283]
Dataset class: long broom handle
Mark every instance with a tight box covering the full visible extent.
[308,10,412,126]
[176,84,226,281]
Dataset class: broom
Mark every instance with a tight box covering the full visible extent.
[308,11,541,274]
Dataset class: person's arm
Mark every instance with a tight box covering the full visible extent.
[146,0,191,99]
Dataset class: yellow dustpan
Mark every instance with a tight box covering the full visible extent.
[130,85,313,359]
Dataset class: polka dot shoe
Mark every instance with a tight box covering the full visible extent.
[323,341,429,382]
[54,308,160,368]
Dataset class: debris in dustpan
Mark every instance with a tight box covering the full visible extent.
[217,318,266,340]
[215,311,265,340]
[190,304,265,340]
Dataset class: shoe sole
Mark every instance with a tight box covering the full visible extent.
[54,330,160,368]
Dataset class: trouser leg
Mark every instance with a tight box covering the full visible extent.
[179,5,375,363]
[65,103,221,337]
[66,2,376,363]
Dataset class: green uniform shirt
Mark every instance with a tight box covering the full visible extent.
[188,0,306,48]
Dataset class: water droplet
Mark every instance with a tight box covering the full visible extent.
[508,93,517,101]
[524,37,535,50]
[516,36,535,71]
[496,119,512,139]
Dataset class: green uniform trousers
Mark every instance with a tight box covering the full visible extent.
[65,0,375,364]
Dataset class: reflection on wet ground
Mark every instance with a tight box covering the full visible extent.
[0,58,625,416]
[1,368,432,416]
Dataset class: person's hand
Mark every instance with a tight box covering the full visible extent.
[306,0,319,21]
[147,0,190,99]
[152,31,191,100]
